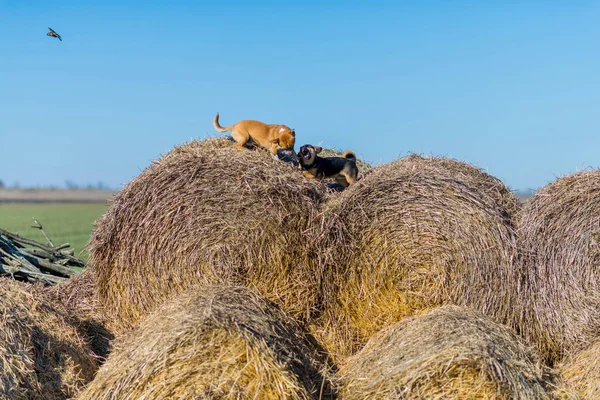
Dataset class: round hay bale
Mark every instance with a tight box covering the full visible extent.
[0,277,98,399]
[89,137,326,331]
[313,158,520,362]
[45,268,113,360]
[338,306,553,400]
[517,170,600,363]
[394,154,521,220]
[76,286,334,400]
[554,340,600,399]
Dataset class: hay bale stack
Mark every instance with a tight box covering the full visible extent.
[395,154,521,220]
[314,157,519,361]
[517,170,600,363]
[45,268,113,360]
[89,138,326,331]
[338,306,552,400]
[0,277,98,399]
[76,286,334,400]
[554,340,600,399]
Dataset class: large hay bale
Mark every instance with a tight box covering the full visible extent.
[338,306,553,400]
[0,277,98,399]
[554,340,600,399]
[89,137,326,331]
[313,157,520,361]
[76,286,334,400]
[517,170,600,363]
[45,268,113,360]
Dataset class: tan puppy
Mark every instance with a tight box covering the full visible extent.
[213,113,296,155]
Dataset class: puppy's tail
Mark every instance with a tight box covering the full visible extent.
[342,150,356,160]
[213,113,235,132]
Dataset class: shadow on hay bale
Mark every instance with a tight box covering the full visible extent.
[45,268,113,360]
[0,277,98,400]
[554,339,600,399]
[312,157,520,362]
[517,170,600,364]
[89,137,327,332]
[337,306,554,400]
[76,286,335,400]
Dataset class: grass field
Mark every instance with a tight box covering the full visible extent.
[0,203,108,260]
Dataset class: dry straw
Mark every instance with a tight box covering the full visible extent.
[554,339,600,399]
[337,306,553,400]
[0,278,97,400]
[76,286,334,400]
[45,268,113,360]
[313,155,520,362]
[517,169,600,363]
[88,137,327,332]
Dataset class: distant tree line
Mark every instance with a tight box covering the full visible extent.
[0,180,114,190]
[65,180,112,190]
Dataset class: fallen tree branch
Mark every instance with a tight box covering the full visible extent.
[31,217,54,247]
[0,222,85,285]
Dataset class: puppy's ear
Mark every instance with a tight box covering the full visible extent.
[315,146,323,154]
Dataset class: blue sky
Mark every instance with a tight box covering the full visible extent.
[1,1,598,191]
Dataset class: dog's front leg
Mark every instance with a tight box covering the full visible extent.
[269,142,280,155]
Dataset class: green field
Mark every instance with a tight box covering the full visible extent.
[0,203,109,260]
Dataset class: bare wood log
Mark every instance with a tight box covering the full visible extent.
[59,253,86,268]
[0,239,42,273]
[14,271,66,285]
[21,248,58,262]
[33,257,79,278]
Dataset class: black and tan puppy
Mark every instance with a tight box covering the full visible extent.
[297,144,358,187]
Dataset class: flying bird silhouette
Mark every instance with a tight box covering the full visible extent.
[47,27,62,41]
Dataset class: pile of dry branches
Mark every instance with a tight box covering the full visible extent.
[0,221,84,285]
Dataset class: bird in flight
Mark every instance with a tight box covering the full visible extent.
[47,27,62,41]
